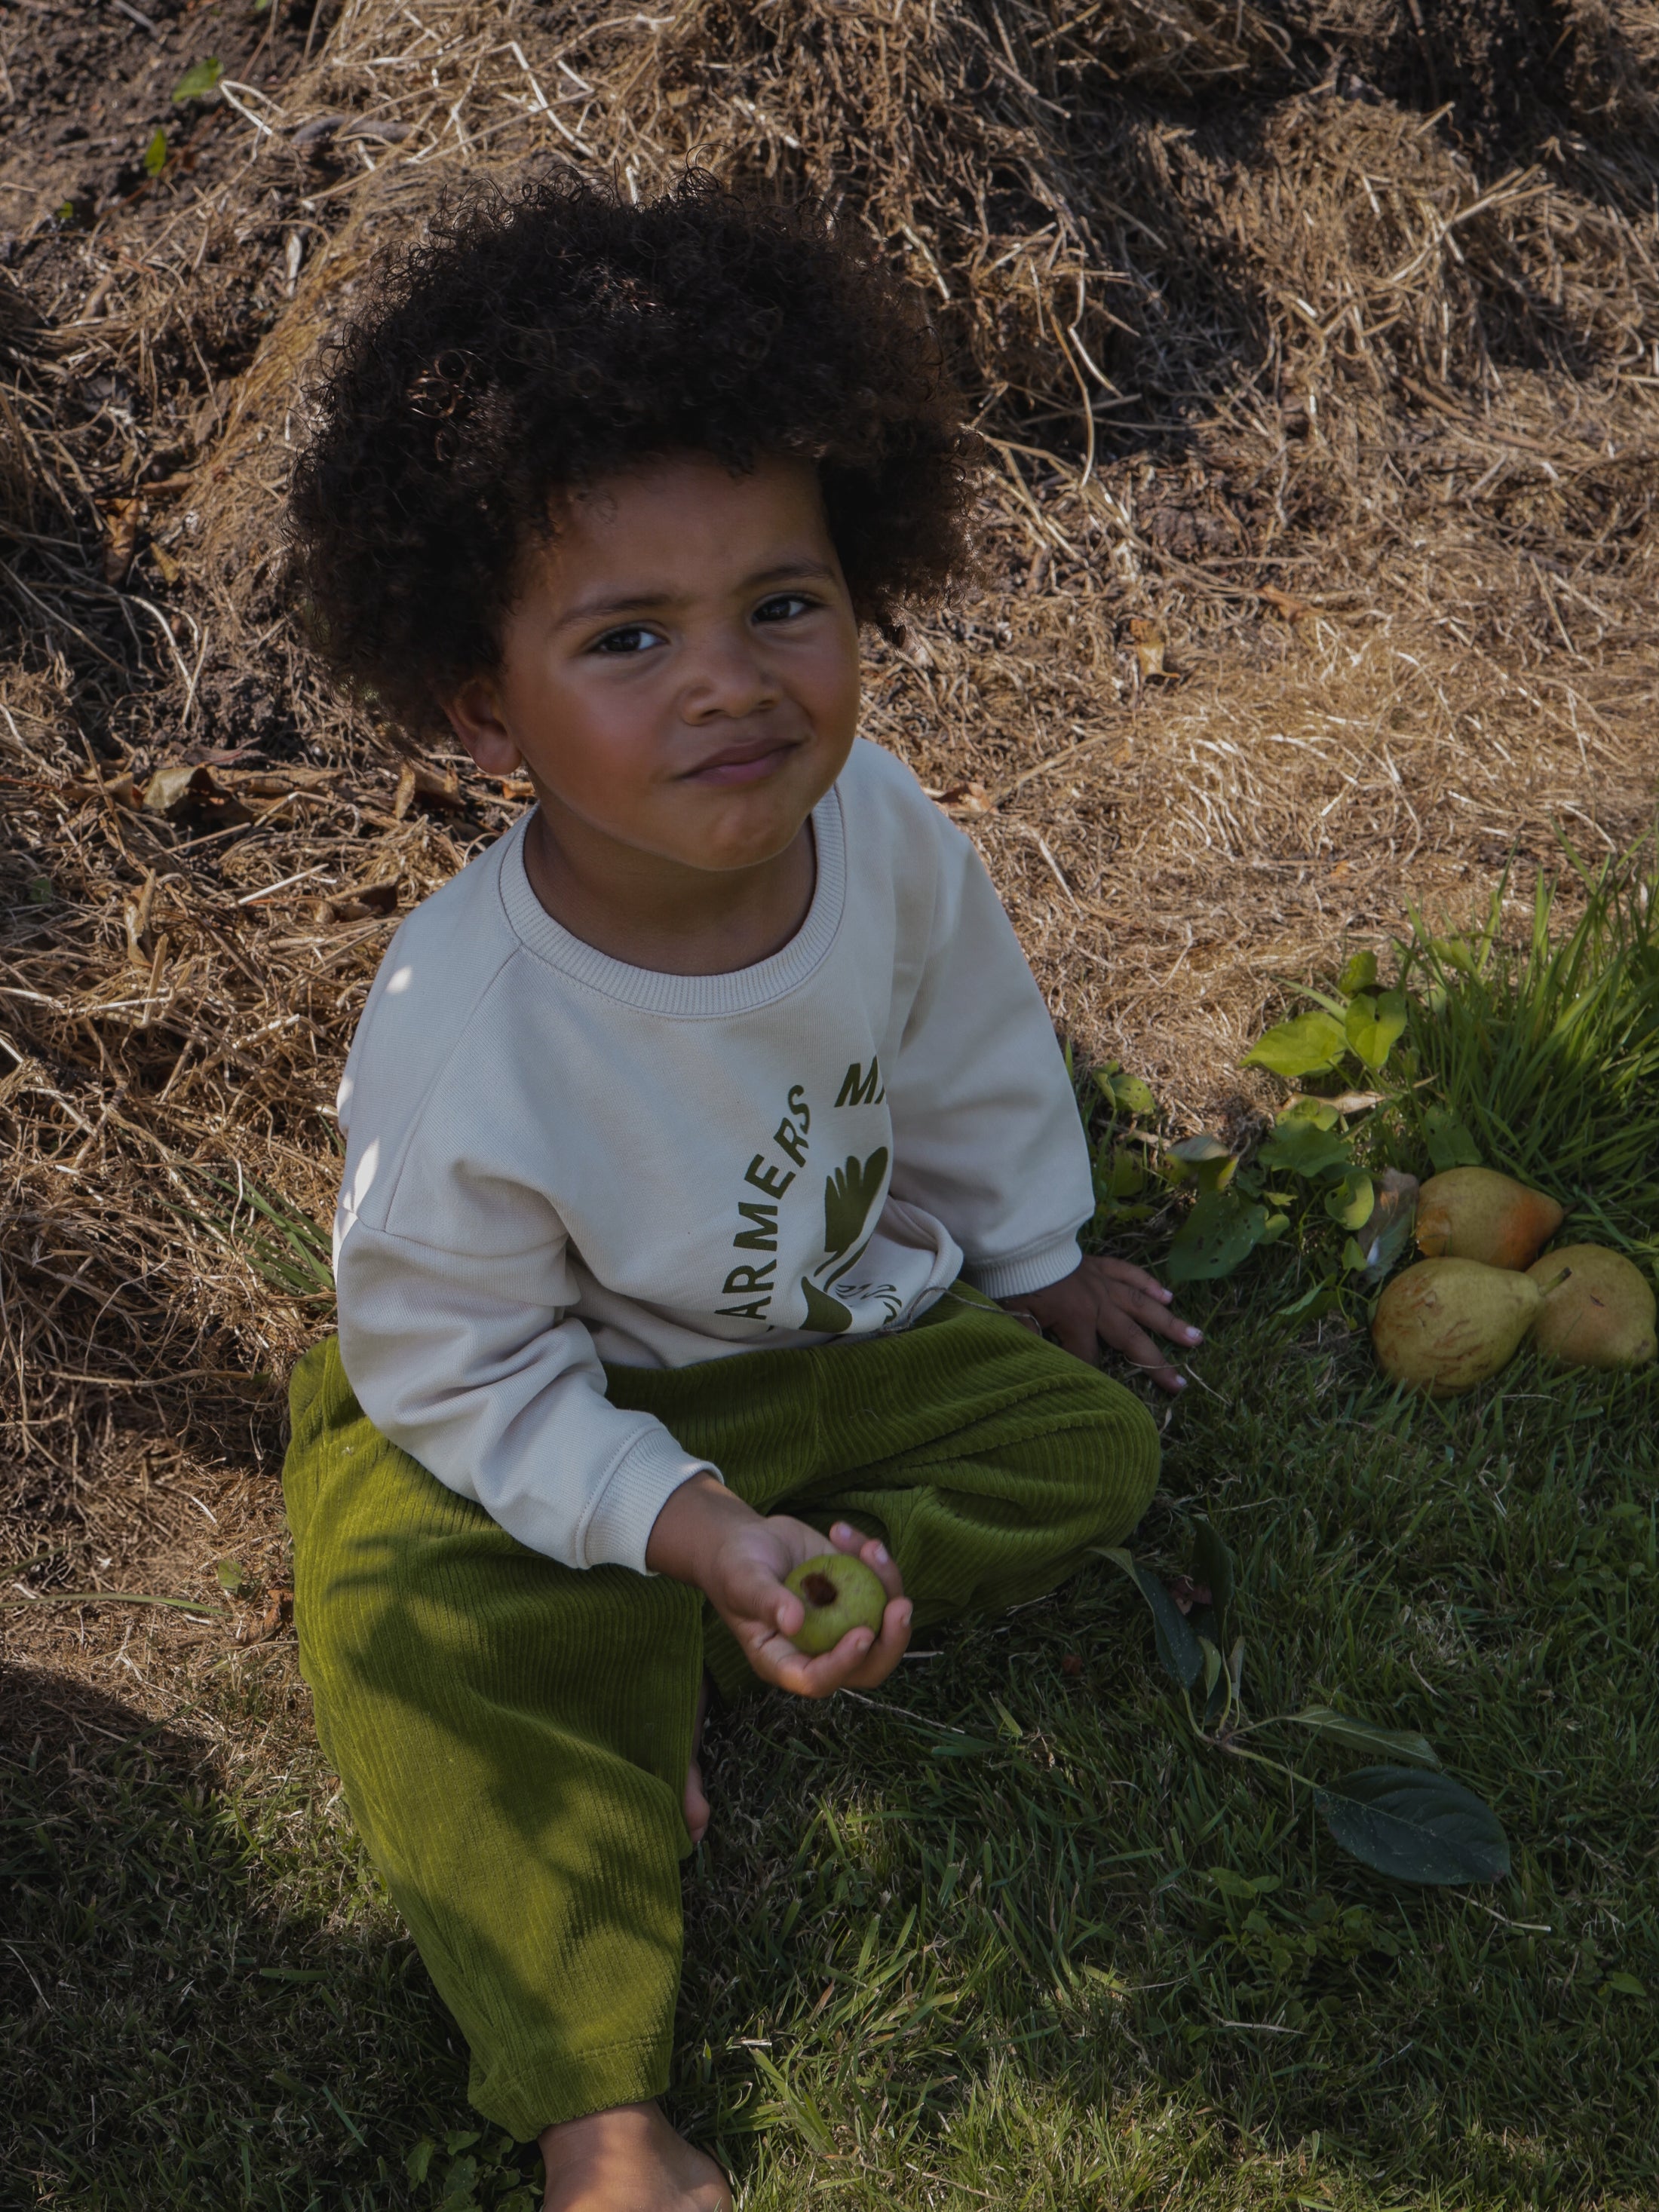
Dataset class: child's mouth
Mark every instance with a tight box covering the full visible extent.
[682,737,801,787]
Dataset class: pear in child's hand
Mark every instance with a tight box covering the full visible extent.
[1415,1166,1564,1270]
[1372,1257,1544,1396]
[784,1552,888,1655]
[1526,1244,1657,1369]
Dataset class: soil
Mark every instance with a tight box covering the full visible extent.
[1,2,323,271]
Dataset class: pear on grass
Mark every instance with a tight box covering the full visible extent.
[784,1552,888,1655]
[1526,1244,1657,1370]
[1415,1166,1564,1271]
[1372,1257,1547,1396]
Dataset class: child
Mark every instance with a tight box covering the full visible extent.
[283,174,1199,2212]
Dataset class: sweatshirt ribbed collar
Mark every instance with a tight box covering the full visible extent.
[494,784,847,1017]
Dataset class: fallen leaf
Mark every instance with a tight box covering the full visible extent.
[1354,1166,1419,1279]
[101,497,142,584]
[143,762,251,827]
[1259,584,1316,622]
[65,772,140,810]
[394,761,463,818]
[1127,616,1165,679]
[315,880,401,924]
[235,767,340,798]
[236,1585,293,1645]
[938,780,994,814]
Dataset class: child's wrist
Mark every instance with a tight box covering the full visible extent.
[644,1472,757,1589]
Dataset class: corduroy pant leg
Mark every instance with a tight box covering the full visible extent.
[284,1286,1160,2137]
[283,1339,705,2142]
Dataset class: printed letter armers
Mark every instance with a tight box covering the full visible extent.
[744,1155,796,1199]
[772,1117,808,1168]
[732,1202,779,1252]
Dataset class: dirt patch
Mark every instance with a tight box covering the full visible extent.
[2,0,1657,1705]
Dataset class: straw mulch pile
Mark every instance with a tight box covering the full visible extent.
[2,0,1657,1688]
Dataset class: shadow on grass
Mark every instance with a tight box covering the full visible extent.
[0,1664,534,2212]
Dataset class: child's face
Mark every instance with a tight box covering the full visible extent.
[444,452,862,878]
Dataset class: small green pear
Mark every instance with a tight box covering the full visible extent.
[1415,1166,1563,1271]
[1526,1244,1657,1370]
[1372,1257,1543,1396]
[784,1552,888,1656]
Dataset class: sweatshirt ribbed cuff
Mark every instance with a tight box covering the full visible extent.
[581,1423,721,1575]
[966,1233,1083,1302]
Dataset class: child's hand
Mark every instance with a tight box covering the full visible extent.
[999,1254,1201,1394]
[646,1476,912,1696]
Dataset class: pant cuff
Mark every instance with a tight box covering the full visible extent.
[471,2030,673,2142]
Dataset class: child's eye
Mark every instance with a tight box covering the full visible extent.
[590,623,666,655]
[753,593,814,624]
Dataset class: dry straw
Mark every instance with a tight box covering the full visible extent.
[2,0,1656,1650]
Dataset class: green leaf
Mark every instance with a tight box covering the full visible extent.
[1208,1865,1262,1900]
[1096,1548,1205,1690]
[1430,934,1481,974]
[1338,950,1379,998]
[405,2140,435,2184]
[1423,1105,1482,1172]
[928,1736,998,1758]
[1342,1234,1369,1273]
[1279,1095,1341,1129]
[1241,1009,1348,1080]
[1167,1132,1232,1166]
[143,127,167,177]
[1345,989,1409,1071]
[1606,1972,1648,1998]
[1323,1168,1374,1230]
[1164,1190,1268,1283]
[172,57,224,103]
[1190,1515,1236,1631]
[215,1558,246,1594]
[443,2132,481,2155]
[1106,1147,1146,1200]
[1257,1118,1352,1180]
[1100,1071,1158,1118]
[1289,1706,1440,1768]
[1277,1276,1341,1322]
[1316,1766,1510,1886]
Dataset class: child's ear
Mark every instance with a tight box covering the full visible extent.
[441,677,523,777]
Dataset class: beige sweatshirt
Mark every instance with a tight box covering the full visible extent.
[333,737,1093,1573]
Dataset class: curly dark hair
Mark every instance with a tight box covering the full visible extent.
[287,171,977,738]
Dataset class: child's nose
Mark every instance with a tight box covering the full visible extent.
[679,627,781,720]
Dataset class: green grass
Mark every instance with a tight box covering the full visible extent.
[1394,835,1659,1254]
[7,861,1659,2210]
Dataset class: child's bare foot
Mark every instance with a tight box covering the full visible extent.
[684,1673,712,1846]
[539,2100,731,2211]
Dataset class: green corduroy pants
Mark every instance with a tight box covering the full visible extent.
[282,1285,1158,2141]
